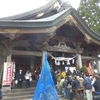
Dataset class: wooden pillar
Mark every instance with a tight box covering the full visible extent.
[5,48,12,62]
[2,49,12,90]
[77,54,82,68]
[97,60,100,73]
[2,45,13,90]
[42,51,47,66]
[6,54,12,62]
[0,46,5,87]
[73,42,83,69]
[2,41,14,62]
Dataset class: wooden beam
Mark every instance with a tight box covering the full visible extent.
[47,49,77,53]
[44,46,80,53]
[53,36,76,42]
[0,28,48,34]
[0,27,55,40]
[82,56,96,60]
[12,50,42,56]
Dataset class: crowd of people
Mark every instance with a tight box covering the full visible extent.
[51,68,100,100]
[14,68,100,100]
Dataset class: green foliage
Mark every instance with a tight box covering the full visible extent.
[79,66,88,73]
[94,64,97,69]
[78,0,100,34]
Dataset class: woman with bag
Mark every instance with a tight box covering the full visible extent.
[25,70,32,88]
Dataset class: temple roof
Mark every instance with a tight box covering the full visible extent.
[0,7,100,44]
[0,0,57,20]
[0,5,100,56]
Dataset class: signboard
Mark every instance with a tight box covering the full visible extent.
[2,62,13,87]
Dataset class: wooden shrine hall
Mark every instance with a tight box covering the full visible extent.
[0,0,100,83]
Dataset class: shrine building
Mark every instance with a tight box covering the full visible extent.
[0,0,100,83]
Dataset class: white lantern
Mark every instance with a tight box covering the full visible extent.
[62,61,64,65]
[67,60,70,65]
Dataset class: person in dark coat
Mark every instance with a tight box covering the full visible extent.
[0,89,2,100]
[51,69,56,85]
[73,70,77,76]
[72,76,82,100]
[66,68,72,76]
[93,75,100,100]
[83,74,92,100]
[63,76,68,99]
[16,68,24,88]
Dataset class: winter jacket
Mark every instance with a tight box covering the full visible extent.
[83,77,92,90]
[77,77,84,88]
[72,79,80,89]
[93,79,100,92]
[60,79,65,87]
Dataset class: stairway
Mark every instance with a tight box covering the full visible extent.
[2,87,35,100]
[2,81,62,100]
[2,80,37,100]
[2,87,63,100]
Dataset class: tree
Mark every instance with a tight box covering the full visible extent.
[79,66,88,74]
[77,0,100,34]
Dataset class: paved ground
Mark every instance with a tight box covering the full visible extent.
[25,98,76,100]
[25,97,87,100]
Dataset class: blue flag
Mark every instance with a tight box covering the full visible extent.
[33,52,59,100]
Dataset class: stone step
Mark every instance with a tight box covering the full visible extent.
[3,90,34,96]
[2,88,34,100]
[2,94,33,100]
[2,94,62,100]
[2,87,35,100]
[2,86,61,100]
[2,87,35,94]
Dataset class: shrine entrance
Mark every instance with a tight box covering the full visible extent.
[12,55,42,77]
[48,52,77,72]
[12,56,30,74]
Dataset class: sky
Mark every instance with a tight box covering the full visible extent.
[0,0,80,18]
[63,0,80,9]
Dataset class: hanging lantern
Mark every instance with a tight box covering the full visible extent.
[72,59,74,64]
[55,60,57,65]
[67,60,70,65]
[62,61,64,65]
[58,61,60,65]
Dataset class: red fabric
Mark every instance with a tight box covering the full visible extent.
[87,62,93,75]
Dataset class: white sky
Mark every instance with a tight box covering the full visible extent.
[0,0,80,18]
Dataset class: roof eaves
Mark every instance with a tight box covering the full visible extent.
[70,8,100,42]
[0,0,57,20]
[0,8,71,28]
